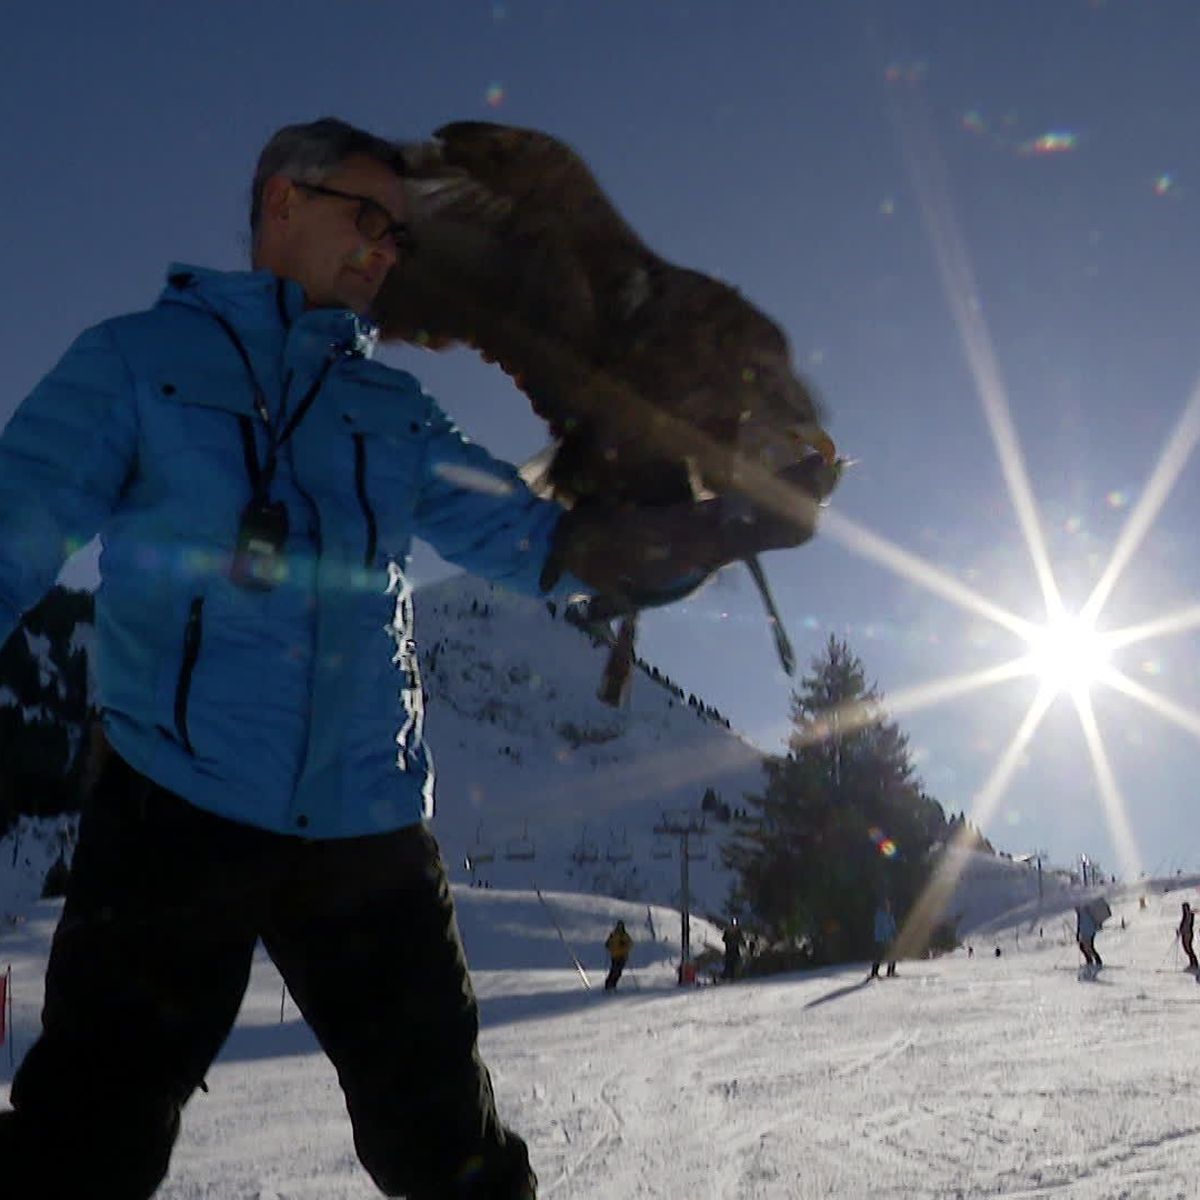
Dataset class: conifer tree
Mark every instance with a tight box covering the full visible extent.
[727,635,950,963]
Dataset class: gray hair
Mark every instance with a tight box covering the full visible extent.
[249,117,406,250]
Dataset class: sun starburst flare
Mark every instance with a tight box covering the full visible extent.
[773,63,1200,936]
[1023,613,1111,700]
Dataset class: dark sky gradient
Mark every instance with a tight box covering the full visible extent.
[4,1,1200,875]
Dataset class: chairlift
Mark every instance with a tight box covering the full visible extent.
[605,826,632,864]
[651,837,673,861]
[688,837,709,862]
[505,820,536,862]
[469,821,495,865]
[571,825,599,865]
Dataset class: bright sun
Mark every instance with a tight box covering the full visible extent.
[1025,614,1111,697]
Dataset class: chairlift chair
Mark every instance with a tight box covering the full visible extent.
[505,820,536,862]
[470,821,495,865]
[651,837,673,861]
[571,825,599,865]
[605,826,632,864]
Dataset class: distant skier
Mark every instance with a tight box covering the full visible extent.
[1178,902,1198,971]
[1076,904,1103,971]
[722,919,745,981]
[870,898,898,978]
[604,920,633,991]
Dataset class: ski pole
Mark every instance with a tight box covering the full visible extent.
[2,964,12,1070]
[1159,932,1179,969]
[534,887,592,990]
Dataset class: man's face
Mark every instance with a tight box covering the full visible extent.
[267,154,408,314]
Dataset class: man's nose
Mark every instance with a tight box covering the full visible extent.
[363,236,397,272]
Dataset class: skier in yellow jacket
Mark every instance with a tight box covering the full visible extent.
[604,921,633,991]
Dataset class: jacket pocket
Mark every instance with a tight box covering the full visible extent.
[174,596,204,754]
[339,388,426,558]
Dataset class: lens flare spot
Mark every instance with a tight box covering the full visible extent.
[432,461,514,496]
[485,84,506,109]
[1018,130,1078,156]
[1106,490,1128,509]
[884,61,928,86]
[1153,174,1174,196]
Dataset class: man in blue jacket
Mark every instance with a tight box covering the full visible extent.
[0,118,811,1198]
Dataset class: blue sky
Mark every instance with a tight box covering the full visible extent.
[4,1,1200,876]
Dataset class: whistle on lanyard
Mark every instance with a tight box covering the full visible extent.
[230,498,290,591]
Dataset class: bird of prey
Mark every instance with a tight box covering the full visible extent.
[374,121,840,705]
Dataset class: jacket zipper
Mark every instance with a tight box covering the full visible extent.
[352,432,379,568]
[174,596,204,755]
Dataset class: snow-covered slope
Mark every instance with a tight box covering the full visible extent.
[0,815,75,920]
[5,875,1199,1198]
[935,844,1089,936]
[411,574,766,913]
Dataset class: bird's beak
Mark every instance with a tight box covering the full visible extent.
[796,428,837,465]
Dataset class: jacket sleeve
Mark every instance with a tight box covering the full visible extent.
[412,400,590,601]
[0,322,138,646]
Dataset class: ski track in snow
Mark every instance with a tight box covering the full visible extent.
[5,883,1200,1197]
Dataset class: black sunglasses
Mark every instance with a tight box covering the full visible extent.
[293,180,415,253]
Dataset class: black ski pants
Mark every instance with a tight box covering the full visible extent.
[1078,935,1101,967]
[870,942,896,978]
[1183,935,1198,971]
[0,751,534,1199]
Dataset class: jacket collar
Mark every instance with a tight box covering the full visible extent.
[158,263,379,360]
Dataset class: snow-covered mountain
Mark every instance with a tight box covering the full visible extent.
[413,573,766,913]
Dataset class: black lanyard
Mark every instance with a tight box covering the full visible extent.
[203,305,337,503]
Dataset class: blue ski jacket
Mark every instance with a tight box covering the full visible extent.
[874,907,898,943]
[0,264,584,838]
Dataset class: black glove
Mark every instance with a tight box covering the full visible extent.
[545,452,835,607]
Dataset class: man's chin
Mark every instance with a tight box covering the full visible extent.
[309,287,376,315]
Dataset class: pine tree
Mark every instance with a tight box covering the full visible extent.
[0,586,96,837]
[727,635,950,964]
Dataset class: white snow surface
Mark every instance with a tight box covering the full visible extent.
[5,873,1200,1198]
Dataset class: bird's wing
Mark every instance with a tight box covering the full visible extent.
[373,121,832,501]
[374,123,647,424]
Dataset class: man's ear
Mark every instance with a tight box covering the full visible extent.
[261,175,295,226]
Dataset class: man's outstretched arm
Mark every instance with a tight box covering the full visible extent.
[0,323,138,646]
